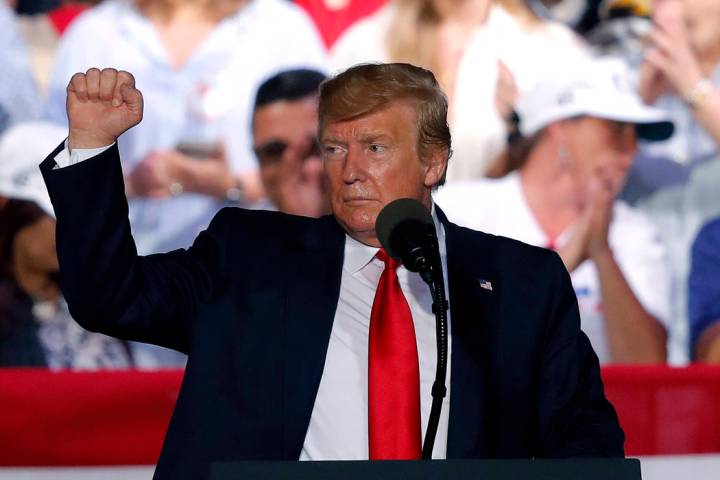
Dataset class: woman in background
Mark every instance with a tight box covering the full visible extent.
[0,123,133,368]
[622,0,720,363]
[0,200,135,368]
[45,0,327,255]
[629,0,720,198]
[331,0,587,182]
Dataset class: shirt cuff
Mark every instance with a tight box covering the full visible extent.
[53,139,115,169]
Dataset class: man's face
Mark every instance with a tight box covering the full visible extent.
[321,101,446,246]
[252,96,328,217]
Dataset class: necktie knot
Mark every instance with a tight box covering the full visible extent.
[376,248,400,272]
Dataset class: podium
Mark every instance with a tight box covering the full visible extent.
[210,459,641,479]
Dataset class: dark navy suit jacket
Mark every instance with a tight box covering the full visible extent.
[41,144,623,479]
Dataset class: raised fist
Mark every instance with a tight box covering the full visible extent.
[67,68,143,149]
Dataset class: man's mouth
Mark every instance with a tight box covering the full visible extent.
[343,197,375,206]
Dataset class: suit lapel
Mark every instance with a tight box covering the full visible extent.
[438,210,499,458]
[282,215,345,459]
[279,209,501,459]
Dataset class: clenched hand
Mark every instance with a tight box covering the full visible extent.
[67,68,143,150]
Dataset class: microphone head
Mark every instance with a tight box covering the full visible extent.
[376,198,434,260]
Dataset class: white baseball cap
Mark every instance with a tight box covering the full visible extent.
[514,56,674,141]
[0,121,67,217]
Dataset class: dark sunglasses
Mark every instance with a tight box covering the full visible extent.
[253,136,320,166]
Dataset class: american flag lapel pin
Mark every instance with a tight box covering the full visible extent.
[479,279,493,291]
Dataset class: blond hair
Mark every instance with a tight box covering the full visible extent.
[386,0,537,76]
[319,63,452,184]
[134,0,247,22]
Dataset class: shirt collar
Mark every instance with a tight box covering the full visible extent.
[343,202,444,274]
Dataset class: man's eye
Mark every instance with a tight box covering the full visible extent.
[324,145,342,156]
[369,144,385,153]
[254,141,287,166]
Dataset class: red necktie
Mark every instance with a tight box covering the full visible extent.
[368,249,422,460]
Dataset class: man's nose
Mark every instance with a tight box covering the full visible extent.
[342,146,368,184]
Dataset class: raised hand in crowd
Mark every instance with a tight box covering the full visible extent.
[67,68,143,150]
[639,0,720,148]
[485,59,520,177]
[639,0,703,103]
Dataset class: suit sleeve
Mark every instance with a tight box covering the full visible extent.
[40,143,228,353]
[536,252,625,457]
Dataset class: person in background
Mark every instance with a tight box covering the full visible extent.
[330,0,587,182]
[626,0,720,201]
[251,69,329,217]
[584,0,653,62]
[688,217,720,362]
[44,0,327,255]
[436,57,674,364]
[12,0,62,14]
[41,62,623,479]
[0,1,42,134]
[0,122,133,368]
[14,0,92,95]
[526,0,603,33]
[618,0,720,363]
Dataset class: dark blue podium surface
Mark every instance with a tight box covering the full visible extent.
[211,458,641,479]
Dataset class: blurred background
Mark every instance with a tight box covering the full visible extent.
[1,0,719,478]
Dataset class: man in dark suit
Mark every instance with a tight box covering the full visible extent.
[41,63,623,479]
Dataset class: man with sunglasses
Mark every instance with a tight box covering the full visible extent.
[251,69,329,218]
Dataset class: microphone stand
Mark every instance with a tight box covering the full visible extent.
[417,226,449,460]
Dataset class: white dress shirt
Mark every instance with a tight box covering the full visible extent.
[55,144,453,459]
[301,210,452,460]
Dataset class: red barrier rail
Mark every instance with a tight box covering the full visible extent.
[0,366,719,466]
[602,365,720,456]
[0,369,182,466]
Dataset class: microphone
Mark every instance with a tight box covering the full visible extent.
[376,198,449,460]
[375,198,437,280]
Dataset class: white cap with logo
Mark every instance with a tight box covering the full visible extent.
[0,121,67,217]
[514,56,674,141]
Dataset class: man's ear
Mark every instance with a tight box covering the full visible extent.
[423,145,449,188]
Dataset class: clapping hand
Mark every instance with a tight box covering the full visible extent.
[126,150,187,199]
[639,0,704,103]
[557,167,615,272]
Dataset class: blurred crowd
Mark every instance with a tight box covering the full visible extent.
[1,0,719,368]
